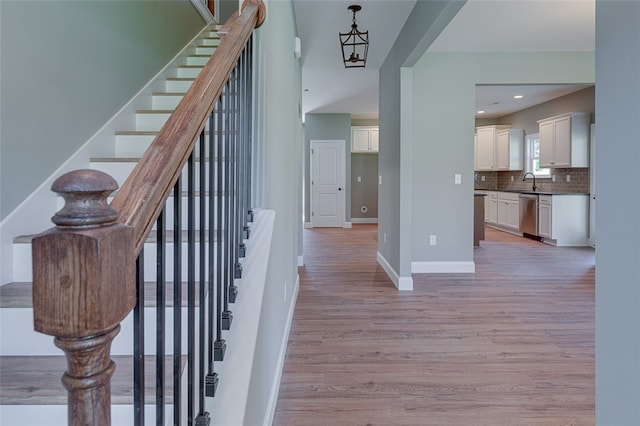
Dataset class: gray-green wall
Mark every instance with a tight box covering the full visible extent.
[245,0,302,423]
[379,0,465,277]
[595,1,640,423]
[303,113,351,224]
[496,86,595,132]
[410,52,594,266]
[0,0,205,219]
[351,154,378,220]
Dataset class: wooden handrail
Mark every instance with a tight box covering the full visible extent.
[110,0,265,255]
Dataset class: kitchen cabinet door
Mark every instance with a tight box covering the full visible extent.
[538,201,552,239]
[351,126,379,152]
[506,200,520,230]
[539,120,555,168]
[475,127,496,170]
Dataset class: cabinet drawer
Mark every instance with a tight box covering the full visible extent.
[539,195,552,204]
[497,192,520,202]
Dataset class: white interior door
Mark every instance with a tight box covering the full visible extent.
[311,140,345,227]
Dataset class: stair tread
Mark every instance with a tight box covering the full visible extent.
[115,130,159,135]
[153,92,186,96]
[13,229,223,245]
[1,281,209,309]
[165,77,196,82]
[136,109,174,114]
[177,65,204,69]
[0,355,185,405]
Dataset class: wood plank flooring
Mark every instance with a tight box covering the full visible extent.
[274,226,595,425]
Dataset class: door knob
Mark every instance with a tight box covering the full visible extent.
[338,187,342,191]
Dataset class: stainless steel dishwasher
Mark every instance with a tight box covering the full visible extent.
[519,193,540,239]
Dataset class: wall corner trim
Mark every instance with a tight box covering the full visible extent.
[412,261,476,274]
[377,251,414,291]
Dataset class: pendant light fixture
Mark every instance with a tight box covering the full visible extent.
[339,4,368,68]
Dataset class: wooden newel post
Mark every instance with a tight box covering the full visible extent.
[32,169,136,426]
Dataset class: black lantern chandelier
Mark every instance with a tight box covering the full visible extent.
[339,4,368,68]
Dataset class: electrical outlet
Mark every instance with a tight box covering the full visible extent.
[379,176,382,185]
[566,175,571,182]
[383,232,387,244]
[510,176,514,182]
[552,175,556,182]
[357,176,362,182]
[481,176,485,181]
[430,235,437,246]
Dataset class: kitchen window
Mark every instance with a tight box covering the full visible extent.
[526,133,550,177]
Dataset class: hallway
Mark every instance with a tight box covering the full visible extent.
[274,225,595,425]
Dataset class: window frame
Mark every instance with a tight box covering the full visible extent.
[525,133,551,178]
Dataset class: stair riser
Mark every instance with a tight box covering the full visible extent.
[177,67,204,79]
[201,37,221,47]
[115,133,222,157]
[91,161,223,188]
[152,94,184,110]
[13,237,241,282]
[1,302,216,356]
[195,46,216,56]
[186,56,210,66]
[165,79,194,93]
[135,111,173,131]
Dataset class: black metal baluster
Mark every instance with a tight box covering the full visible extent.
[208,109,222,389]
[214,94,227,361]
[134,253,145,426]
[173,177,182,425]
[231,65,243,282]
[187,152,196,424]
[222,77,233,330]
[156,211,166,425]
[247,36,254,224]
[239,47,249,255]
[196,132,211,424]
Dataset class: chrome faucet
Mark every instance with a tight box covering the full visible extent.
[522,172,537,191]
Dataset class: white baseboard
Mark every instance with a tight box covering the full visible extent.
[412,261,475,274]
[343,222,352,228]
[263,274,299,426]
[376,251,413,291]
[351,218,378,224]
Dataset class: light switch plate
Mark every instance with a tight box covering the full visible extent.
[454,174,461,184]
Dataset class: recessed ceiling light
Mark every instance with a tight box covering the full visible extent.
[477,110,485,114]
[514,95,524,99]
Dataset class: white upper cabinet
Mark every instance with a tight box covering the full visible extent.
[475,126,523,171]
[351,126,379,153]
[538,112,590,168]
[496,128,524,171]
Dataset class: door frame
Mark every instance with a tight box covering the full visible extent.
[310,139,346,228]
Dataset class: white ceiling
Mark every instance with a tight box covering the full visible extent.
[293,0,595,121]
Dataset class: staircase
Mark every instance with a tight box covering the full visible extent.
[0,20,267,425]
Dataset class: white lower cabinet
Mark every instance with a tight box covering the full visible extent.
[484,191,498,224]
[538,194,589,246]
[538,195,552,239]
[496,192,520,231]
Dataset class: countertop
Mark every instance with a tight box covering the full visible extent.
[474,189,589,196]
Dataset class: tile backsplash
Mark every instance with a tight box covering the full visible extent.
[475,168,589,194]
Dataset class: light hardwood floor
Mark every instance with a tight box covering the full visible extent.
[274,225,595,425]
